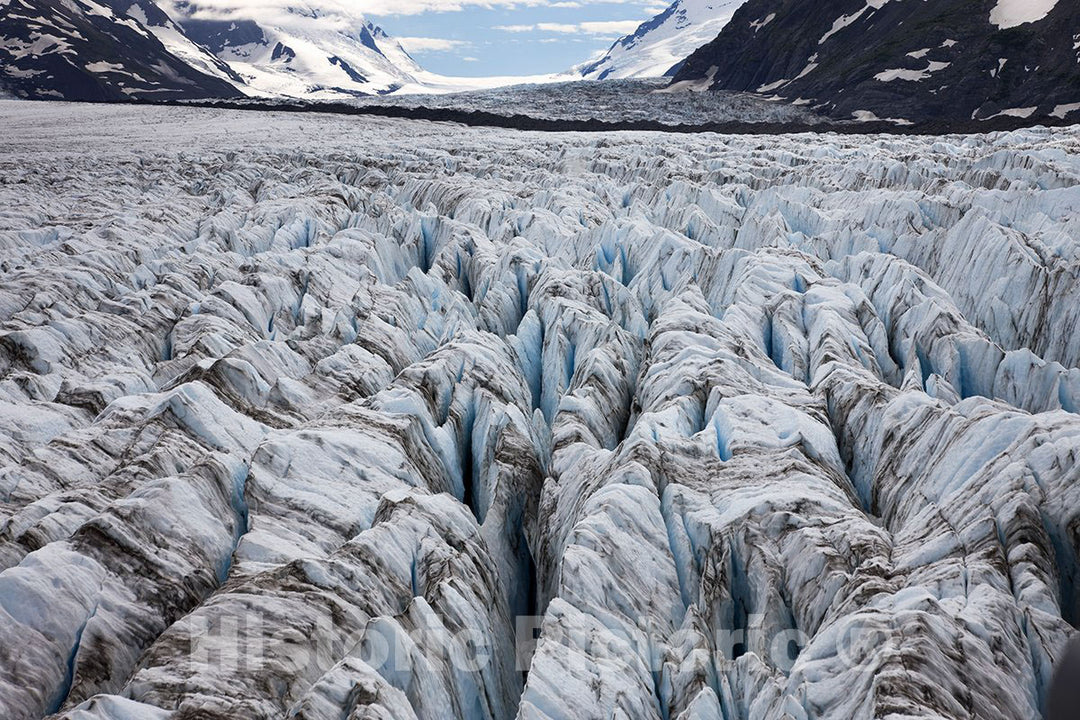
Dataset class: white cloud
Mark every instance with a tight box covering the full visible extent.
[579,19,641,34]
[352,0,635,15]
[164,0,660,42]
[166,0,552,22]
[494,18,643,35]
[537,22,580,32]
[396,36,470,52]
[355,0,548,15]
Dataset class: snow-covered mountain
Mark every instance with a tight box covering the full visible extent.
[2,98,1080,720]
[0,0,439,100]
[576,0,747,80]
[672,0,1080,123]
[0,0,243,101]
[170,2,424,97]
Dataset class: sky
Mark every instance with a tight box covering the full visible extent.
[363,1,669,77]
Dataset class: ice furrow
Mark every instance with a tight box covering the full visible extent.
[0,103,1076,720]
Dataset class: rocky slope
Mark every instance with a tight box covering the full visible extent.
[575,0,746,80]
[0,0,427,100]
[0,0,243,101]
[0,101,1078,719]
[672,0,1080,123]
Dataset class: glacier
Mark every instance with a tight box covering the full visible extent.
[0,99,1078,720]
[347,79,827,126]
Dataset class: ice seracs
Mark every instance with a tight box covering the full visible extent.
[348,78,827,126]
[0,100,1078,719]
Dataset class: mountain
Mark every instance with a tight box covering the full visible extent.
[671,0,1080,123]
[0,0,244,101]
[576,0,747,80]
[171,2,424,98]
[0,0,430,101]
[122,0,247,87]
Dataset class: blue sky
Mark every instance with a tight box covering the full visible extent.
[366,2,668,77]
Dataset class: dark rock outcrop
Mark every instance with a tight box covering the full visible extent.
[0,0,243,101]
[673,0,1080,123]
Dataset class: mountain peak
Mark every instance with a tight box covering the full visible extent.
[575,0,747,80]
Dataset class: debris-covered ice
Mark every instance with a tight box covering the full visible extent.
[348,78,830,126]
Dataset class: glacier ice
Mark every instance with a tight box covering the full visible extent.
[347,79,828,126]
[0,100,1077,719]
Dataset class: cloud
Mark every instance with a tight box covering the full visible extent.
[396,36,470,52]
[579,19,642,34]
[537,22,580,32]
[354,0,552,15]
[167,0,659,48]
[494,19,642,36]
[172,0,661,23]
[171,0,552,22]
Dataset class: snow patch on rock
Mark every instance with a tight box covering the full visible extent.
[990,0,1060,29]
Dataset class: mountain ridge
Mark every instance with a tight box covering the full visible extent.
[0,0,427,100]
[171,2,424,97]
[671,0,1080,123]
[575,0,746,80]
[0,0,244,101]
